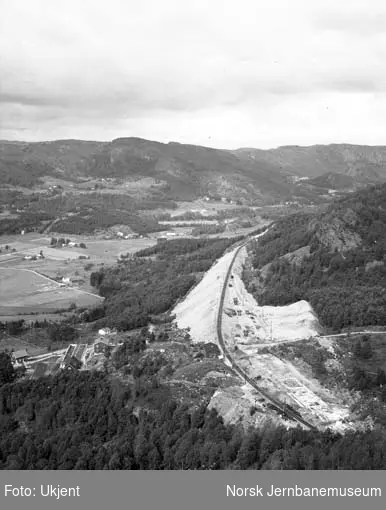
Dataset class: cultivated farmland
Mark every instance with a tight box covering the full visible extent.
[0,232,158,317]
[0,267,103,315]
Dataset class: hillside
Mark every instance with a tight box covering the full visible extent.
[0,138,292,204]
[244,184,386,331]
[0,140,104,187]
[236,143,386,181]
[2,139,386,207]
[305,172,357,191]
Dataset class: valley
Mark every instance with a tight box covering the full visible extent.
[0,138,386,470]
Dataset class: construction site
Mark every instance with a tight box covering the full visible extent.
[173,236,360,432]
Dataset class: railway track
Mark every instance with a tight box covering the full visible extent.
[216,237,317,431]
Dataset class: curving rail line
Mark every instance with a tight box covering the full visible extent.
[216,237,317,430]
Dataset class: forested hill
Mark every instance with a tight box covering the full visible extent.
[2,138,386,205]
[244,184,386,331]
[0,138,294,204]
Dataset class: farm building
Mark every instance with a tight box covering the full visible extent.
[98,328,112,336]
[60,344,84,370]
[64,356,82,371]
[94,339,112,355]
[60,344,75,368]
[12,349,29,365]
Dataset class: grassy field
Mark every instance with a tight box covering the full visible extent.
[0,267,102,315]
[0,267,58,296]
[0,233,157,297]
[83,238,156,262]
[0,334,46,356]
[0,233,161,319]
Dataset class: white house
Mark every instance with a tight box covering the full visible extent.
[98,327,117,336]
[12,349,29,365]
[98,328,111,336]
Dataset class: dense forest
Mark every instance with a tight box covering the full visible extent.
[54,209,163,235]
[87,237,239,330]
[0,366,385,470]
[0,190,174,235]
[245,185,386,331]
[0,212,55,236]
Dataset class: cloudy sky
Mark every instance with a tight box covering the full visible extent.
[1,0,386,149]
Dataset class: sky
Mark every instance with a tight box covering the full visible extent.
[1,0,386,149]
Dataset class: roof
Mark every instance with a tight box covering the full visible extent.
[95,338,110,346]
[13,349,28,359]
[69,356,82,367]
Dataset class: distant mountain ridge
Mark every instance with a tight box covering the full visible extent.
[1,138,386,204]
[236,143,386,181]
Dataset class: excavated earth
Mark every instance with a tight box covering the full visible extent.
[173,241,362,432]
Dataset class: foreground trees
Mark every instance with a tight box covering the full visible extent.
[0,371,385,470]
[0,353,15,387]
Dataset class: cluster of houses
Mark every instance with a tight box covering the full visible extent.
[156,232,182,242]
[11,349,29,366]
[51,237,87,249]
[94,338,113,355]
[9,327,118,377]
[59,343,89,370]
[47,184,63,194]
[59,276,85,287]
[116,231,142,240]
[94,328,116,355]
[60,347,83,371]
[23,250,44,261]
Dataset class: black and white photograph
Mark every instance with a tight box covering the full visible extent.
[0,0,386,476]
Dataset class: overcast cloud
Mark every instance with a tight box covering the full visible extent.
[0,0,385,148]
